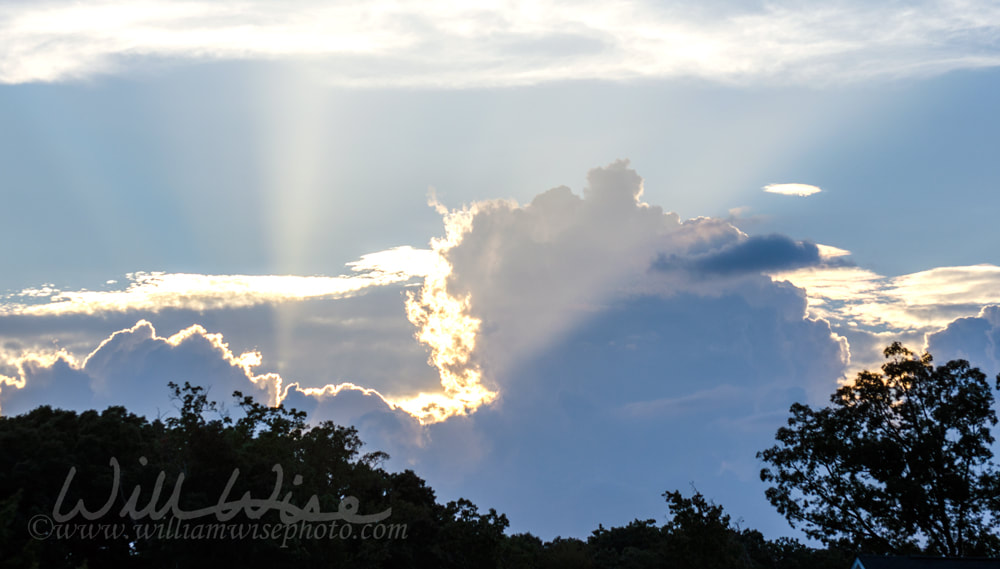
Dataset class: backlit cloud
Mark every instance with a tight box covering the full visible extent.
[1,162,855,431]
[412,161,850,405]
[763,183,822,197]
[771,264,1000,334]
[3,1,1000,86]
[14,160,1000,538]
[1,246,434,316]
[0,319,282,416]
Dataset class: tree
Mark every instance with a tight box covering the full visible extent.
[0,383,509,568]
[662,490,752,568]
[758,342,1000,556]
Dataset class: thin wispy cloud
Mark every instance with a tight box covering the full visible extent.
[763,183,822,197]
[3,1,1000,86]
[771,264,1000,332]
[1,246,434,316]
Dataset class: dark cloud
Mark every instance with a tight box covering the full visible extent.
[652,234,824,276]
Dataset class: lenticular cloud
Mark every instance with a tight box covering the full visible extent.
[763,183,821,197]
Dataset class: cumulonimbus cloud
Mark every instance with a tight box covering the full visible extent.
[1,161,848,427]
[2,1,1000,86]
[7,161,1000,436]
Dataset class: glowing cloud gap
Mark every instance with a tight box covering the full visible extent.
[394,203,498,425]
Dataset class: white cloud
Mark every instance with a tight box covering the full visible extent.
[406,161,849,408]
[0,316,435,468]
[1,161,853,428]
[772,264,1000,336]
[1,246,433,316]
[763,183,822,196]
[816,244,851,259]
[2,1,1000,86]
[0,319,283,416]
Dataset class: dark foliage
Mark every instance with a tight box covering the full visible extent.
[0,382,852,567]
[759,343,1000,556]
[0,383,507,568]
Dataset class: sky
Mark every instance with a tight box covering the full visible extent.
[3,0,1000,542]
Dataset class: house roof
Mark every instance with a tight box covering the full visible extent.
[853,555,1000,569]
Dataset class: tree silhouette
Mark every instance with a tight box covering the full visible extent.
[0,381,858,567]
[758,342,1000,556]
[0,383,506,568]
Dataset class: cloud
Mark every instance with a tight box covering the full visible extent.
[416,162,852,399]
[1,160,852,435]
[0,246,470,425]
[405,157,850,413]
[0,316,435,468]
[763,183,822,197]
[399,213,498,424]
[408,281,848,539]
[0,159,891,540]
[3,1,1000,86]
[926,305,1000,377]
[0,319,282,417]
[816,244,851,259]
[653,234,826,275]
[5,157,1000,542]
[1,246,434,317]
[772,264,1000,335]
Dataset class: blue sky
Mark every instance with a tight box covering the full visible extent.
[3,0,1000,542]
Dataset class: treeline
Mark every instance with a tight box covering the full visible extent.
[0,382,847,569]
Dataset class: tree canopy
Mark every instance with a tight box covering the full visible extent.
[0,382,509,568]
[758,342,1000,556]
[0,381,850,568]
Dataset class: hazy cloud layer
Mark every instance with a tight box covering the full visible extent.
[3,1,1000,86]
